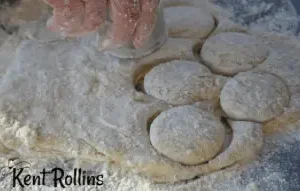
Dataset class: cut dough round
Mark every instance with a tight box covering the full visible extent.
[201,32,269,76]
[150,105,225,165]
[164,6,215,39]
[144,60,228,105]
[220,72,290,122]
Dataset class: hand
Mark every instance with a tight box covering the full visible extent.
[44,0,159,48]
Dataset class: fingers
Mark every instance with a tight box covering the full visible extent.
[82,0,107,31]
[46,0,107,36]
[106,0,141,47]
[44,0,157,47]
[68,0,107,36]
[46,0,85,34]
[132,0,159,48]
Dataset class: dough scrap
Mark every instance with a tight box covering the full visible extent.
[249,33,300,134]
[164,6,215,39]
[201,32,269,76]
[0,39,266,183]
[220,72,290,123]
[144,60,228,105]
[150,105,225,165]
[208,120,263,170]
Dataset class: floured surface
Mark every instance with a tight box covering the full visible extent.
[213,0,299,35]
[0,0,299,190]
[0,34,256,183]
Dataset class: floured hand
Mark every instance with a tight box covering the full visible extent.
[44,0,159,48]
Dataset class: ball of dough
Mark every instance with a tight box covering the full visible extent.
[220,72,290,122]
[201,32,269,76]
[164,6,215,39]
[150,105,225,165]
[144,60,228,105]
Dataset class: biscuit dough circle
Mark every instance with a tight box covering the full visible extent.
[201,32,269,76]
[220,72,290,122]
[144,60,226,105]
[150,105,225,165]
